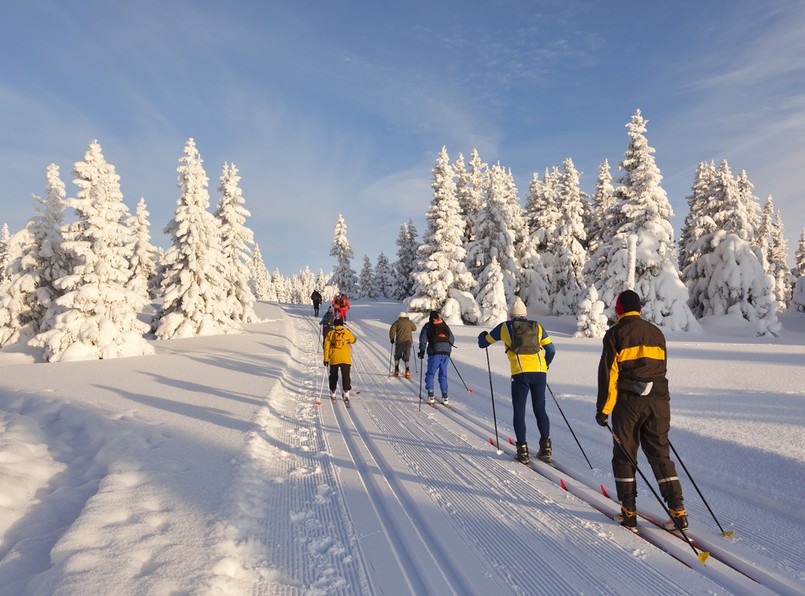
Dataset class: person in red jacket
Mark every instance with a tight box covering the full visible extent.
[332,293,350,320]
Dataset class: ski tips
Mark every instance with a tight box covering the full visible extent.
[697,551,710,565]
[508,437,514,445]
[722,530,735,538]
[560,479,567,491]
[489,438,495,445]
[600,484,610,498]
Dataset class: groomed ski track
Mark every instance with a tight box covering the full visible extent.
[248,302,803,595]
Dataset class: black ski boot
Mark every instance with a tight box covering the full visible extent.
[537,437,552,462]
[664,507,688,531]
[615,505,637,531]
[515,442,529,464]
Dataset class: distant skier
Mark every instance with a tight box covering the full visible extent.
[324,318,357,403]
[595,289,687,532]
[417,311,454,405]
[478,297,555,463]
[389,312,417,378]
[319,306,335,350]
[310,289,323,316]
[333,292,350,320]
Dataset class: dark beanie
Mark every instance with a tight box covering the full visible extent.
[615,290,642,315]
[429,310,439,322]
[333,318,344,326]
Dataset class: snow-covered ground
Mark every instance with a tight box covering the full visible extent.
[1,300,804,595]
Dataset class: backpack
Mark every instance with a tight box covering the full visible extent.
[323,312,334,327]
[508,320,541,355]
[330,328,348,349]
[428,321,450,345]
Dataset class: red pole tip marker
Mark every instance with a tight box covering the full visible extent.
[508,437,514,445]
[489,438,495,445]
[600,484,610,498]
[467,389,473,393]
[560,479,568,491]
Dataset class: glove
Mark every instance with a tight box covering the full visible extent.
[595,412,608,427]
[478,331,487,341]
[417,350,425,359]
[390,339,394,344]
[324,361,329,367]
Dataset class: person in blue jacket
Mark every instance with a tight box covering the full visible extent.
[417,311,455,405]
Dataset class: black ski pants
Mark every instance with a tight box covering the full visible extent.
[611,395,683,509]
[328,363,352,393]
[394,341,412,367]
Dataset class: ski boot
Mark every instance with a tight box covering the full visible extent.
[405,368,410,379]
[330,392,336,403]
[441,395,450,406]
[664,507,688,531]
[343,391,350,404]
[615,505,637,532]
[536,437,552,463]
[393,367,399,377]
[427,390,435,406]
[515,442,529,464]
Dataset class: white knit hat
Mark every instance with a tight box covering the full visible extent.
[399,312,408,318]
[510,297,527,318]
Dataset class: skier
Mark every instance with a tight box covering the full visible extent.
[324,317,357,403]
[595,289,687,532]
[310,289,323,316]
[389,312,417,378]
[417,311,454,405]
[319,306,335,350]
[478,297,555,463]
[333,292,350,320]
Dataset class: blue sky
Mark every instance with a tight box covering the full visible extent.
[2,1,804,275]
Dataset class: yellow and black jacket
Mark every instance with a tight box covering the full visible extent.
[478,318,555,375]
[597,311,668,415]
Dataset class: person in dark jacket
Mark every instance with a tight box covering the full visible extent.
[319,307,335,350]
[478,297,555,463]
[595,289,687,532]
[389,312,417,378]
[310,289,323,316]
[417,311,454,405]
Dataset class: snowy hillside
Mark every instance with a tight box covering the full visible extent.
[1,300,804,595]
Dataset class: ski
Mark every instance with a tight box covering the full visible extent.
[344,399,351,408]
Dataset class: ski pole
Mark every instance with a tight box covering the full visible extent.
[606,423,709,564]
[317,363,327,405]
[669,439,734,538]
[418,354,424,412]
[546,383,593,469]
[485,348,500,450]
[388,342,394,377]
[448,356,473,394]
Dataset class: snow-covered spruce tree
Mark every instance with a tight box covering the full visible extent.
[768,209,793,310]
[393,220,419,300]
[575,285,609,338]
[690,231,780,336]
[0,164,69,346]
[296,267,316,304]
[329,213,358,296]
[734,169,761,243]
[476,256,508,324]
[796,228,805,278]
[358,255,375,298]
[550,158,588,315]
[372,252,394,298]
[595,110,698,332]
[757,196,775,272]
[155,139,236,339]
[249,243,271,300]
[455,148,486,246]
[678,161,717,281]
[586,160,615,257]
[270,269,286,302]
[215,162,258,323]
[32,142,153,361]
[524,167,562,291]
[518,234,551,311]
[793,229,805,312]
[407,146,479,324]
[466,164,520,303]
[315,269,330,295]
[0,223,10,283]
[130,197,158,300]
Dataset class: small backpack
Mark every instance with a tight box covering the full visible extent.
[331,328,348,349]
[428,321,450,344]
[508,320,541,355]
[323,312,335,327]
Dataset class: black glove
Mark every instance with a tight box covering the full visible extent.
[417,350,425,359]
[478,331,487,341]
[324,361,329,368]
[390,339,394,344]
[595,412,608,427]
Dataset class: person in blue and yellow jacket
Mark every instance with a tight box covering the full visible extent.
[595,289,686,532]
[478,297,555,463]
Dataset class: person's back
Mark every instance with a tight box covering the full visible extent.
[390,316,416,344]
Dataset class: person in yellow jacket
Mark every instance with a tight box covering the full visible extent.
[324,318,357,403]
[478,297,555,463]
[595,289,686,532]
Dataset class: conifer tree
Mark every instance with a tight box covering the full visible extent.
[524,167,562,291]
[329,213,358,295]
[372,252,394,298]
[768,209,793,310]
[358,255,375,298]
[215,162,258,323]
[393,220,419,300]
[476,256,508,324]
[455,149,486,246]
[0,164,68,346]
[793,229,805,312]
[796,228,805,278]
[249,243,271,300]
[595,110,697,331]
[550,158,588,315]
[407,146,478,323]
[586,160,615,257]
[0,224,10,283]
[32,141,153,361]
[130,197,158,299]
[155,138,235,339]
